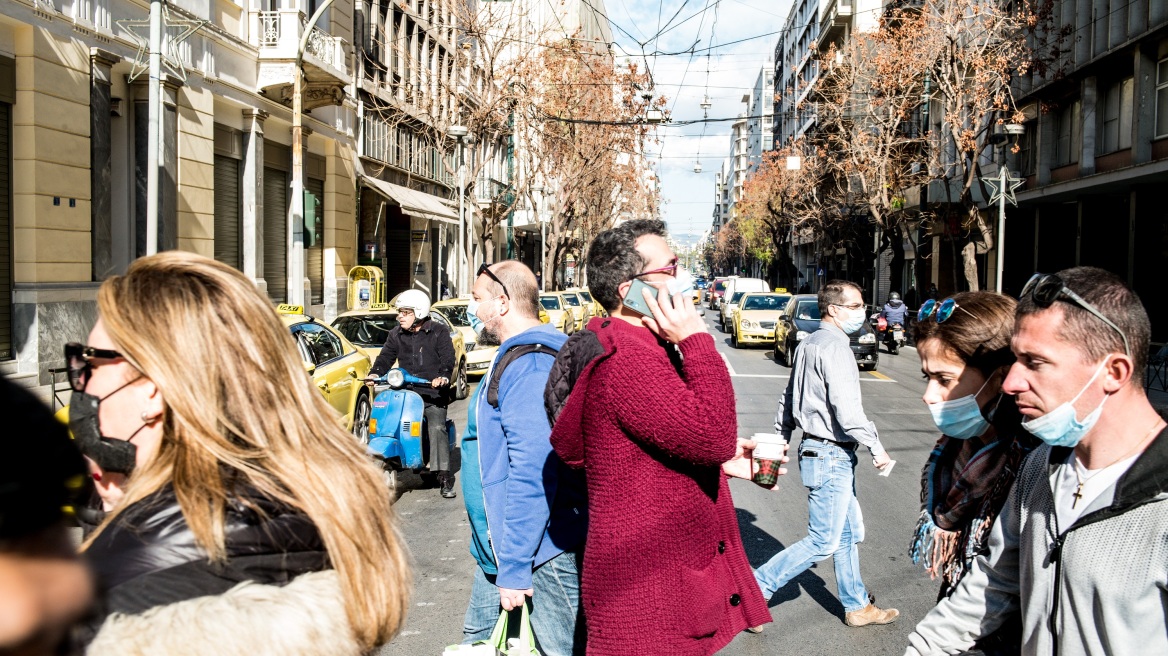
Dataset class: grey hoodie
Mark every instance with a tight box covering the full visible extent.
[905,431,1168,656]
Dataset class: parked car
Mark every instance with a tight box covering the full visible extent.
[331,303,470,400]
[430,299,497,379]
[568,287,606,318]
[277,305,374,441]
[539,293,574,334]
[730,293,792,348]
[559,290,592,331]
[773,294,879,370]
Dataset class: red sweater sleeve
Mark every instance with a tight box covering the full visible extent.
[608,332,737,466]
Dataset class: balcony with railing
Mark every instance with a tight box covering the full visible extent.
[253,9,350,109]
[474,176,511,205]
[817,0,853,50]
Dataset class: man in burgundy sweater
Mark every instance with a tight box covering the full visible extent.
[550,220,773,655]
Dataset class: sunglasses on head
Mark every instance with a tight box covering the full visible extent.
[64,342,126,392]
[1021,273,1131,356]
[917,298,977,324]
[477,263,510,298]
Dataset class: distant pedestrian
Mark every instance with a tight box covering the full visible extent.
[550,219,771,655]
[459,261,587,656]
[906,267,1168,656]
[928,283,939,300]
[910,291,1038,653]
[76,252,410,655]
[756,279,899,627]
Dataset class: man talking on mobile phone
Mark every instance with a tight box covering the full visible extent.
[754,279,899,628]
[549,219,772,655]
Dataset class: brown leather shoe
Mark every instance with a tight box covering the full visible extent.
[845,603,899,627]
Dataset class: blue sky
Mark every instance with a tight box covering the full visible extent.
[607,0,795,240]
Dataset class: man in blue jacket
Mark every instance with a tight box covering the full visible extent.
[460,261,587,656]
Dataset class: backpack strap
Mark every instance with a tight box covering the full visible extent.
[487,344,560,408]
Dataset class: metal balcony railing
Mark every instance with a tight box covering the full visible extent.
[256,10,347,72]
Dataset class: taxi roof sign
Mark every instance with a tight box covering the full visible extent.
[276,304,305,315]
[774,288,789,293]
[370,302,390,311]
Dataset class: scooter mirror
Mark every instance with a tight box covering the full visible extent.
[385,369,405,388]
[303,361,316,375]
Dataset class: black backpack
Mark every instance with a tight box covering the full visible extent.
[486,343,560,408]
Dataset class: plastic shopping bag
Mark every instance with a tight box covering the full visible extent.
[442,605,540,656]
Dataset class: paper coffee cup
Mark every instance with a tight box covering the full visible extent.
[751,433,787,460]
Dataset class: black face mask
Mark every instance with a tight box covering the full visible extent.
[69,378,149,475]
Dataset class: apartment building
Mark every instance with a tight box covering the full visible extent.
[1,0,359,390]
[1003,1,1168,339]
[746,60,774,170]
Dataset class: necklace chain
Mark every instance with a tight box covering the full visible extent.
[1071,418,1163,508]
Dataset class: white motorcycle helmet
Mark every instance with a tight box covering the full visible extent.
[395,289,431,319]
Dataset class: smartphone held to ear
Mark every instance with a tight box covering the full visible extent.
[622,278,657,317]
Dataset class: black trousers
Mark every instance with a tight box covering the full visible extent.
[423,403,451,474]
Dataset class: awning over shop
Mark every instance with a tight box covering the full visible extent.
[359,175,458,225]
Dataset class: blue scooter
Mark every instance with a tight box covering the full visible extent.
[366,368,456,495]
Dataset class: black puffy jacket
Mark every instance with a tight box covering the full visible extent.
[544,326,605,426]
[369,318,455,405]
[82,486,328,636]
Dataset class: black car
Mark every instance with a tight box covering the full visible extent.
[774,294,879,370]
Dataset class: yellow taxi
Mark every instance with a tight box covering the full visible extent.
[566,287,605,320]
[330,303,470,400]
[277,304,374,441]
[539,293,575,334]
[431,298,497,379]
[730,292,792,349]
[558,290,592,331]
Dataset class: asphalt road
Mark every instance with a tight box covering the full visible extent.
[378,309,947,655]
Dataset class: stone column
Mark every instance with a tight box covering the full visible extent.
[90,48,119,280]
[1132,42,1157,165]
[242,109,268,290]
[1080,76,1097,177]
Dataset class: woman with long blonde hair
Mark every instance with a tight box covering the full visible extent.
[72,252,410,654]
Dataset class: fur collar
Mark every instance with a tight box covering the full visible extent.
[87,571,362,656]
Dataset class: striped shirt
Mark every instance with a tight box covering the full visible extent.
[775,322,885,455]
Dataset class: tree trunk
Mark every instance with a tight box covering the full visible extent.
[888,225,906,294]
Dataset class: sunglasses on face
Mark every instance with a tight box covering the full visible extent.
[1021,273,1131,356]
[64,342,126,392]
[629,260,679,280]
[477,263,510,298]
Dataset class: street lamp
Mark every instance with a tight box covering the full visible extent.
[448,124,469,293]
[983,164,1023,293]
[532,185,546,291]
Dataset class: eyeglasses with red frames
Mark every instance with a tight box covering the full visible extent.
[630,259,679,280]
[477,263,510,298]
[64,342,126,392]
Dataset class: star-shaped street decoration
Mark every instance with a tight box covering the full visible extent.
[116,2,206,83]
[984,166,1024,207]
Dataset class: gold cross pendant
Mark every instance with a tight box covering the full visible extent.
[1072,483,1085,509]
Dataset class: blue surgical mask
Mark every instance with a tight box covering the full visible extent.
[1021,361,1110,447]
[928,377,992,439]
[838,307,866,335]
[466,299,484,335]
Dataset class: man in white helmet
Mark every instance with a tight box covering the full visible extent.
[366,288,458,498]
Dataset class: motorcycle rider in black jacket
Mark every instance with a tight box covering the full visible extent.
[367,289,457,498]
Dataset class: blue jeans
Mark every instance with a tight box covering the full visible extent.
[754,439,870,612]
[462,550,585,656]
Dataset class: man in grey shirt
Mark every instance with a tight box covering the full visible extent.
[754,280,898,628]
